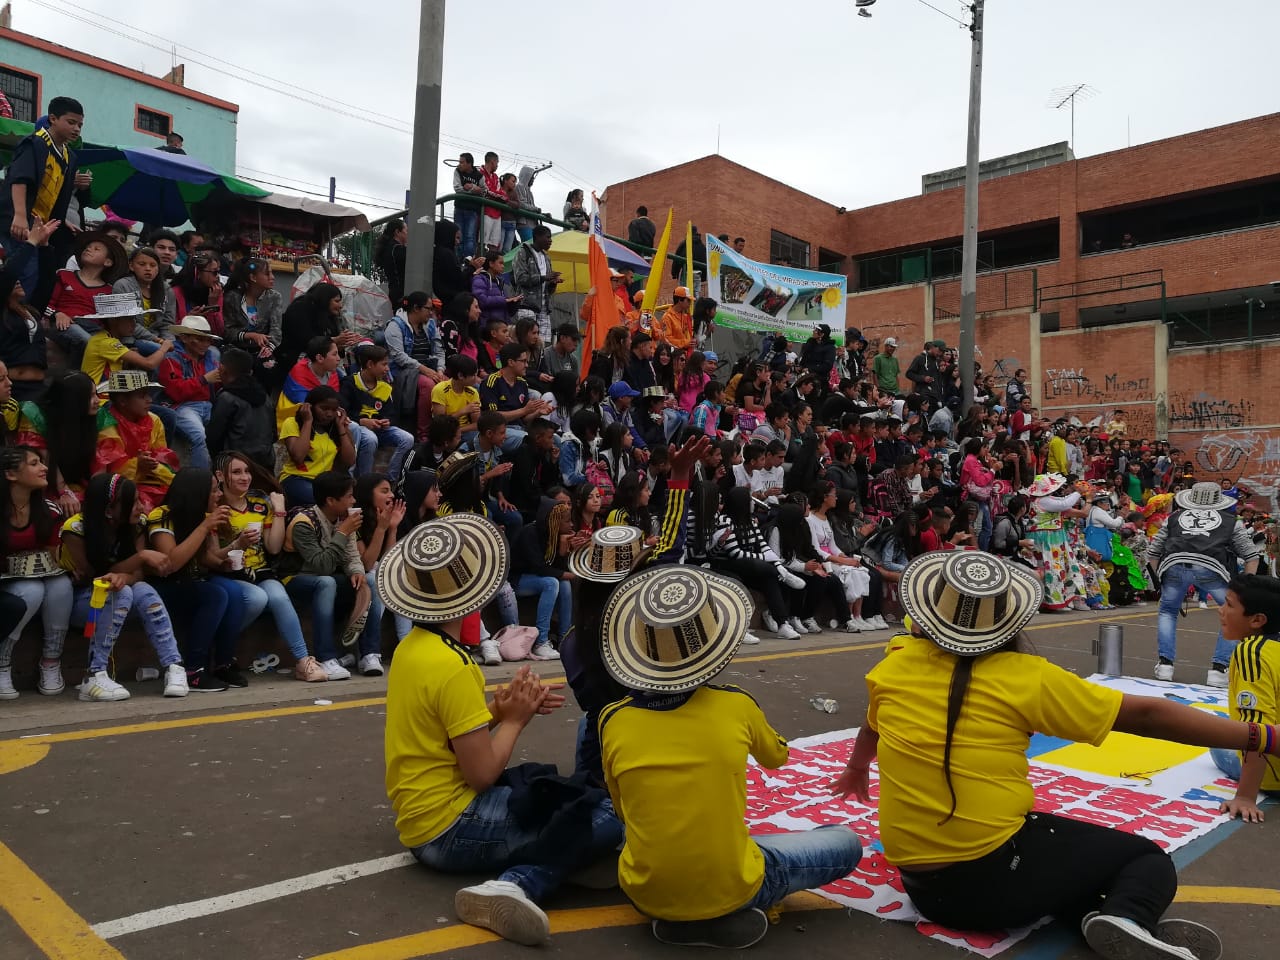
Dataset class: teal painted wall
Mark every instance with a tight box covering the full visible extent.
[0,38,237,172]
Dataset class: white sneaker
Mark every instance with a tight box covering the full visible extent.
[0,667,16,700]
[1198,600,1209,610]
[478,639,502,666]
[779,569,806,590]
[38,660,64,696]
[1083,912,1198,960]
[1205,668,1228,689]
[530,642,561,660]
[455,879,550,946]
[844,619,862,633]
[358,653,384,676]
[162,663,189,698]
[867,615,889,630]
[1154,661,1175,682]
[761,611,781,634]
[320,658,351,681]
[774,622,800,640]
[787,617,808,635]
[78,671,130,702]
[849,617,874,632]
[802,618,823,634]
[741,632,761,645]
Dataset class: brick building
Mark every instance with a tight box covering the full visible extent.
[602,113,1280,504]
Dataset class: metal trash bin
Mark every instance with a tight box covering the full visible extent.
[1094,624,1124,676]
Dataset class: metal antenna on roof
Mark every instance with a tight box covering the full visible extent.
[1047,83,1099,151]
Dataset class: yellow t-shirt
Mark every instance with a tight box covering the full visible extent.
[431,380,480,431]
[1,397,18,433]
[220,493,274,572]
[866,634,1122,867]
[1227,633,1280,792]
[278,417,338,481]
[57,512,85,574]
[600,685,790,921]
[81,332,130,385]
[384,627,492,848]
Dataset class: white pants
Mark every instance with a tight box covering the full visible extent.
[828,562,871,602]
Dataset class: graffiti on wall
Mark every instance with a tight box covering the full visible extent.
[1186,430,1280,511]
[1042,368,1153,403]
[1168,392,1256,430]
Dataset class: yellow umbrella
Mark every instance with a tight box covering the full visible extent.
[504,230,650,294]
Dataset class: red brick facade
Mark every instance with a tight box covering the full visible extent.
[603,113,1280,503]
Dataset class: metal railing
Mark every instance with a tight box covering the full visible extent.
[933,267,1038,322]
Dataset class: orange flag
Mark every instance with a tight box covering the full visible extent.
[581,196,620,379]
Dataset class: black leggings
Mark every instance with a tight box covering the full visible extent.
[898,812,1176,934]
[789,570,848,622]
[708,555,791,622]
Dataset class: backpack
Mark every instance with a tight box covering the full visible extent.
[585,459,616,509]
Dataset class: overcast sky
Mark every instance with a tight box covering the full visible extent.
[17,0,1280,220]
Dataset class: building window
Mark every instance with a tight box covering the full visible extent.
[0,65,39,123]
[770,230,810,268]
[135,105,172,137]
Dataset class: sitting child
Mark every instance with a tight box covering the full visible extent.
[93,370,179,512]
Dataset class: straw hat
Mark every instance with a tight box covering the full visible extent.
[99,369,162,394]
[1024,473,1067,498]
[1174,481,1236,512]
[899,551,1042,657]
[171,316,222,341]
[568,526,645,583]
[79,291,159,321]
[599,564,753,693]
[375,515,508,623]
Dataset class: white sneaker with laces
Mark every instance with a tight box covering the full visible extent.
[38,660,64,696]
[779,569,806,590]
[0,667,16,700]
[530,642,561,660]
[867,615,889,630]
[787,617,808,635]
[320,658,351,681]
[741,632,761,645]
[1083,912,1198,960]
[78,671,130,702]
[455,879,550,945]
[844,619,862,633]
[1198,600,1209,610]
[802,618,823,634]
[478,639,502,666]
[1205,668,1228,689]
[849,617,873,632]
[761,611,781,634]
[1155,661,1175,682]
[162,663,189,697]
[774,622,801,640]
[359,653,384,676]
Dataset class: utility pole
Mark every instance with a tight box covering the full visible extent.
[957,0,984,416]
[403,0,445,296]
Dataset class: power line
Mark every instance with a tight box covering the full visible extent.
[235,175,403,211]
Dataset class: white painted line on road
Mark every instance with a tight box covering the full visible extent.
[91,852,414,939]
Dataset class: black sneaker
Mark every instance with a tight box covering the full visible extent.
[214,661,249,688]
[652,908,769,949]
[186,668,229,693]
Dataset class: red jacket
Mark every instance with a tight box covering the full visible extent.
[158,342,214,406]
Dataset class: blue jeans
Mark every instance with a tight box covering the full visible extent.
[514,574,571,646]
[0,575,72,668]
[359,568,384,657]
[71,581,182,672]
[1156,563,1235,666]
[977,501,993,552]
[212,576,308,662]
[487,497,524,541]
[1211,747,1241,781]
[170,400,213,470]
[355,423,414,480]
[500,426,527,454]
[517,226,534,243]
[152,578,232,671]
[151,402,177,448]
[743,826,863,912]
[411,783,624,905]
[285,574,357,661]
[455,208,480,261]
[501,222,517,253]
[350,423,374,479]
[281,475,315,506]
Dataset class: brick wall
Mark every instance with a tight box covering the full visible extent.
[1038,323,1159,437]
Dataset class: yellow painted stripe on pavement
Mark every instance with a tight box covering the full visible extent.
[1176,885,1280,906]
[0,840,126,959]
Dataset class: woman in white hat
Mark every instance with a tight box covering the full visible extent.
[1025,473,1090,612]
[379,515,623,947]
[834,550,1280,960]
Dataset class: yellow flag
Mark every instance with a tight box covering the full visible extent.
[685,220,695,290]
[641,207,673,312]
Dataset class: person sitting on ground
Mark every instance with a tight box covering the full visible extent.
[832,549,1280,960]
[380,514,623,946]
[279,385,357,507]
[0,446,73,700]
[341,343,415,482]
[58,474,188,702]
[1212,574,1280,823]
[279,471,372,681]
[206,347,274,472]
[213,451,328,683]
[93,370,179,512]
[600,563,862,950]
[156,316,222,470]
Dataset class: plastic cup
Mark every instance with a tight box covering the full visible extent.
[227,549,245,571]
[244,521,263,537]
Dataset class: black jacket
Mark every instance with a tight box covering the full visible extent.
[207,378,275,471]
[509,439,561,518]
[799,337,835,382]
[432,218,475,306]
[906,351,943,400]
[0,132,89,229]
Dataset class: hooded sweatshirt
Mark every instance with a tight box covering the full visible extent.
[207,376,275,470]
[514,167,540,228]
[432,218,474,306]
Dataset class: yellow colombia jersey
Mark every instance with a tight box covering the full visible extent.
[352,375,393,420]
[866,634,1121,867]
[384,627,491,848]
[599,684,789,921]
[1227,634,1280,792]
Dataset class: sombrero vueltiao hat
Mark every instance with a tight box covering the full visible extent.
[1173,481,1236,512]
[599,564,753,693]
[899,551,1043,657]
[375,515,508,623]
[78,291,160,321]
[438,450,480,490]
[568,525,645,583]
[1024,473,1067,498]
[98,369,162,395]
